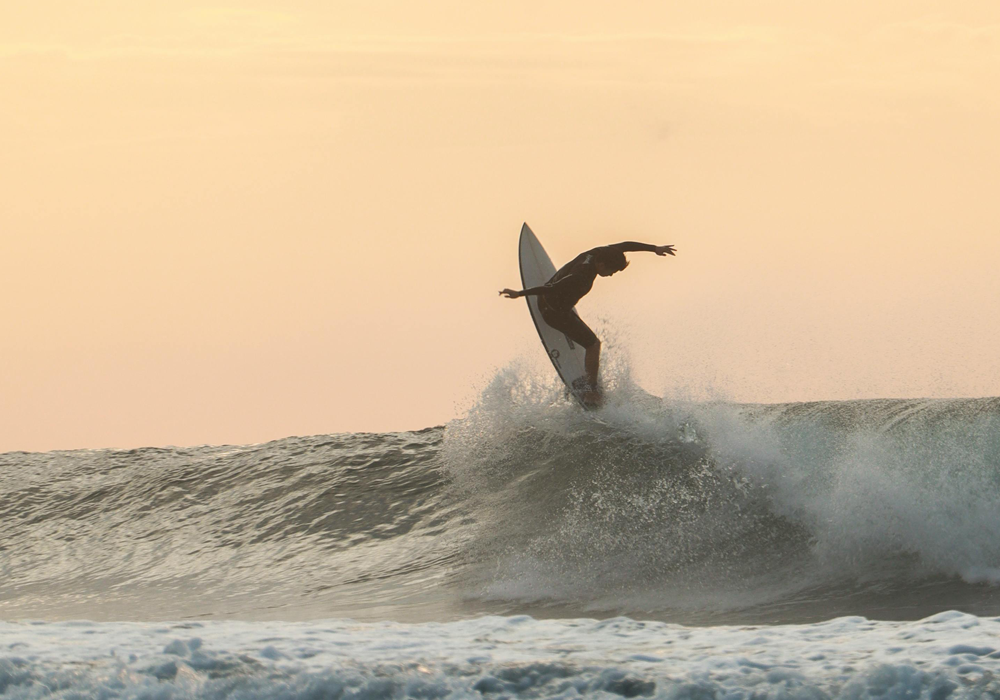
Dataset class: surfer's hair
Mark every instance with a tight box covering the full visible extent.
[595,248,628,272]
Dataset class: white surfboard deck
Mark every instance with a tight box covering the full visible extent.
[518,223,593,409]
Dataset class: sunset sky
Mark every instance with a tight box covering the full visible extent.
[3,1,999,451]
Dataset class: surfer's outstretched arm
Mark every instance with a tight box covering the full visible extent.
[499,287,535,298]
[609,242,676,256]
[499,275,577,299]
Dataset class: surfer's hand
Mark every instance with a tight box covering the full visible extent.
[499,288,521,299]
[655,245,676,256]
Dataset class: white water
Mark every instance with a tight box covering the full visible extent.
[3,612,999,699]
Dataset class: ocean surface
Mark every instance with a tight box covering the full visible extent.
[4,368,1000,698]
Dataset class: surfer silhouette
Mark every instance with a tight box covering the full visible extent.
[500,242,676,406]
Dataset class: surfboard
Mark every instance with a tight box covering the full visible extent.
[518,223,595,409]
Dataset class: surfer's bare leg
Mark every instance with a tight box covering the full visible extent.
[585,339,601,386]
[584,339,602,405]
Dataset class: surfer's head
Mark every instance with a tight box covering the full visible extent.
[595,249,629,276]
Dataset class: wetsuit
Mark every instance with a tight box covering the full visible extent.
[519,242,658,348]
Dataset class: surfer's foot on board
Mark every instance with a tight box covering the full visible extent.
[572,376,603,409]
[582,389,604,409]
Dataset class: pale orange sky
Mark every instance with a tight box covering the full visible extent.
[2,1,999,451]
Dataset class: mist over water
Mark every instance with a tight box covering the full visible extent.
[3,359,1000,624]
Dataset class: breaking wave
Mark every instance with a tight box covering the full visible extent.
[3,363,1000,623]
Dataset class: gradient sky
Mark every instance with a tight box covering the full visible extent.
[3,1,999,451]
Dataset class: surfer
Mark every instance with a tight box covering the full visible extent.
[500,242,676,405]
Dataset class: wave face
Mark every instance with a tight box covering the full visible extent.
[3,368,1000,623]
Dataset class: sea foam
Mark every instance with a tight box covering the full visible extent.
[2,612,998,699]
